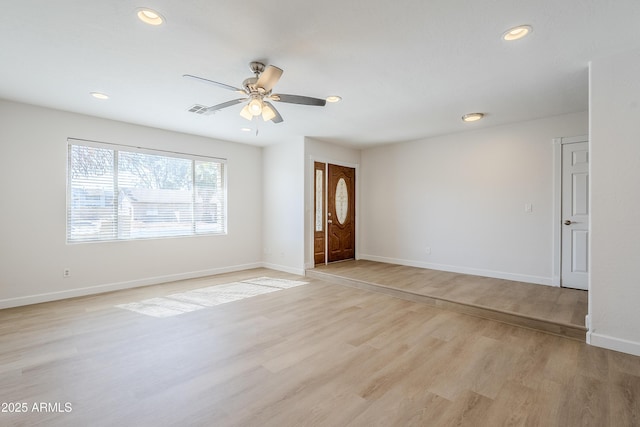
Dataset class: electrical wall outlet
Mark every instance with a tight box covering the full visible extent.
[63,268,71,278]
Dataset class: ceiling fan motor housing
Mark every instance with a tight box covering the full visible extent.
[243,77,258,93]
[249,61,265,76]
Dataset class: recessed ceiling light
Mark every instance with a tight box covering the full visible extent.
[240,128,252,132]
[502,25,532,41]
[90,92,109,100]
[137,8,165,26]
[326,95,342,103]
[462,113,484,122]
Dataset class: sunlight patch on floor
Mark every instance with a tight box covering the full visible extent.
[115,277,308,318]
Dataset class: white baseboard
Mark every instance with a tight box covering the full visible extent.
[0,262,263,310]
[261,262,306,276]
[587,331,640,357]
[358,254,555,286]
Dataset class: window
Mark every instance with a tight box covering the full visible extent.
[67,139,226,242]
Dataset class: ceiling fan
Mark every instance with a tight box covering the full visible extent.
[184,61,327,124]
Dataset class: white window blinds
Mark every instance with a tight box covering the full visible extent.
[67,139,226,242]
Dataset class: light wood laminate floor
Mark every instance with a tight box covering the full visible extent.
[309,260,588,339]
[1,268,638,426]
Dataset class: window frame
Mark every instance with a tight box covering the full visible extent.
[66,138,227,243]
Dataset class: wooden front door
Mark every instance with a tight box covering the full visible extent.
[327,164,355,262]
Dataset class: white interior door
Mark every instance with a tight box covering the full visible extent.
[561,141,589,290]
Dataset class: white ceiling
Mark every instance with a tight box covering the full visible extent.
[1,1,639,148]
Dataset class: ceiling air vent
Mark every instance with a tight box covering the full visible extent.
[187,104,212,115]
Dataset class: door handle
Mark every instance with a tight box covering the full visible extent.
[564,220,572,225]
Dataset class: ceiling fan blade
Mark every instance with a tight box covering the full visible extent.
[270,94,326,106]
[183,74,246,94]
[204,98,247,114]
[256,65,283,92]
[263,101,283,123]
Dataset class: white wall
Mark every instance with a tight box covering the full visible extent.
[262,139,306,274]
[589,48,640,356]
[304,137,361,268]
[0,100,263,308]
[359,112,588,285]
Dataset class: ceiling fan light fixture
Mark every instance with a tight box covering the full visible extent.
[137,8,165,26]
[261,104,276,121]
[462,112,484,122]
[248,98,263,116]
[502,25,532,41]
[326,95,342,103]
[240,105,253,121]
